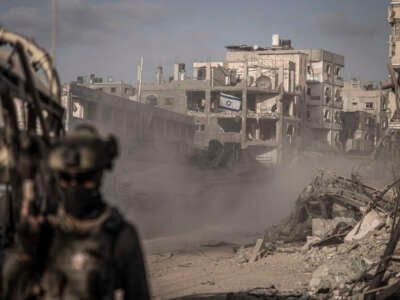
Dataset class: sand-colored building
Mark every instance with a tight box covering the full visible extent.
[141,36,345,164]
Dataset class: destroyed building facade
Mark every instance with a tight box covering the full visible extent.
[61,82,195,157]
[341,79,389,153]
[373,0,400,162]
[301,49,344,150]
[387,0,400,129]
[142,35,344,165]
[389,1,400,70]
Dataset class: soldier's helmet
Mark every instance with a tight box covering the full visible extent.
[48,124,118,175]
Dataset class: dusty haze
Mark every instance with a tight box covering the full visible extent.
[100,139,377,250]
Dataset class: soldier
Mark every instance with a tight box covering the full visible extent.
[3,124,150,300]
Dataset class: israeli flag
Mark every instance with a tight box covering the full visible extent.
[219,93,241,111]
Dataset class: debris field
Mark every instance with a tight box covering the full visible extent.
[147,170,400,299]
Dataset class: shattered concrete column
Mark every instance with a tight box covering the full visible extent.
[256,123,260,140]
[276,89,284,163]
[276,92,284,145]
[241,62,248,148]
[205,87,211,143]
[206,63,212,81]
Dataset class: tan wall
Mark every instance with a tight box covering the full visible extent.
[342,81,381,114]
[141,89,187,114]
[66,83,195,154]
[81,82,135,98]
[388,3,400,66]
[306,105,342,130]
[225,51,307,92]
[388,3,400,21]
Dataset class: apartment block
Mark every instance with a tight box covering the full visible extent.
[341,80,389,153]
[141,35,345,164]
[75,74,136,99]
[302,49,344,149]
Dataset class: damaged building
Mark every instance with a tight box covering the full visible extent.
[302,49,344,151]
[75,73,136,99]
[61,82,195,157]
[142,35,345,165]
[372,1,400,162]
[341,79,389,154]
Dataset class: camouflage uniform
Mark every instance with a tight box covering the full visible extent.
[2,125,150,300]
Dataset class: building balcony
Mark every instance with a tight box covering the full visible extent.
[333,77,344,87]
[306,96,322,103]
[247,110,279,119]
[187,110,207,117]
[210,110,242,118]
[247,139,278,147]
[306,120,342,130]
[306,74,323,82]
[391,56,400,70]
[321,121,342,130]
[282,115,302,122]
[214,132,242,144]
[389,120,400,129]
[210,85,282,94]
[328,101,343,109]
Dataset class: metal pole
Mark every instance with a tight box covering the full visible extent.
[50,0,58,98]
[51,0,57,64]
[136,64,140,102]
[138,56,143,102]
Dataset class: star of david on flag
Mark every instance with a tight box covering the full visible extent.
[219,93,241,112]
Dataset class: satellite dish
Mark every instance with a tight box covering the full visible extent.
[256,75,272,90]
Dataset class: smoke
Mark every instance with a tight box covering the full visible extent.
[314,12,382,38]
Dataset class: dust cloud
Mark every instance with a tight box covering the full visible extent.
[101,138,372,249]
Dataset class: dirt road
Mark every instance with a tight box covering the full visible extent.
[145,239,312,299]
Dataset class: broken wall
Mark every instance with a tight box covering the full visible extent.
[256,95,278,115]
[225,51,307,93]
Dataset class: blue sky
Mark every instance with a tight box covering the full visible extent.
[0,0,391,84]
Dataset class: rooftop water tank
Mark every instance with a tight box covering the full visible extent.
[272,34,280,47]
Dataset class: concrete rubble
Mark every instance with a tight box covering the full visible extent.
[309,256,369,294]
[344,210,385,242]
[264,170,395,243]
[312,217,355,239]
[232,170,400,299]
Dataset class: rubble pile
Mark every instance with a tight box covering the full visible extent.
[264,171,395,243]
[304,220,392,298]
[236,171,400,299]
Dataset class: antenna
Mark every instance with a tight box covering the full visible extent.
[51,0,58,64]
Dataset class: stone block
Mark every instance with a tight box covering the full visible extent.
[312,217,355,238]
[309,256,368,293]
[249,238,264,263]
[345,210,385,242]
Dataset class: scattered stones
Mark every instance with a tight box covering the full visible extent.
[200,280,215,286]
[309,256,368,294]
[246,172,400,298]
[264,171,395,244]
[337,242,359,254]
[249,238,265,263]
[235,246,250,264]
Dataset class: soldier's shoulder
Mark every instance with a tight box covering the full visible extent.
[103,205,139,238]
